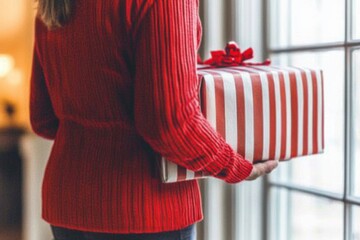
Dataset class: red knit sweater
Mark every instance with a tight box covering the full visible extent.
[30,0,253,233]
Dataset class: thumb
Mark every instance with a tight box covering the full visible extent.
[265,160,279,173]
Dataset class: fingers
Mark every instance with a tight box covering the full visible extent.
[245,160,279,181]
[256,160,278,174]
[245,169,258,181]
[264,160,279,174]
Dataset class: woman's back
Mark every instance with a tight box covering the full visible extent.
[31,0,205,233]
[36,0,139,122]
[30,0,252,234]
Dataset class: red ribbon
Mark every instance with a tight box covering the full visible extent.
[198,41,271,67]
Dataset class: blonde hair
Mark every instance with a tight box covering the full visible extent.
[37,0,73,29]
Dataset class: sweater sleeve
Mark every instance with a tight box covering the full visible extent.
[133,0,253,183]
[29,21,59,140]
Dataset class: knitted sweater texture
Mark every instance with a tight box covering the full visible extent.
[30,0,253,233]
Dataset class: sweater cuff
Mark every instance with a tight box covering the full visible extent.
[214,147,253,184]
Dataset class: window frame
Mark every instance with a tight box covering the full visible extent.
[263,0,360,239]
[232,1,267,239]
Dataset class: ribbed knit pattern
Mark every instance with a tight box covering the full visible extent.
[30,0,253,233]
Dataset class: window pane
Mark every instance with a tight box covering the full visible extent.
[353,49,360,197]
[353,205,360,240]
[353,0,360,40]
[269,188,291,240]
[269,50,345,193]
[269,0,345,48]
[269,188,344,240]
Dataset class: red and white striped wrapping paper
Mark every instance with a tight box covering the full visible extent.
[161,65,324,183]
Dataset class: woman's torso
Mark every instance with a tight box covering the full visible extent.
[35,0,203,233]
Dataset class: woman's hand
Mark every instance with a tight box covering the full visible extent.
[246,160,279,181]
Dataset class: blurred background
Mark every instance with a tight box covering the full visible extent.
[0,0,33,128]
[0,0,39,239]
[0,0,359,240]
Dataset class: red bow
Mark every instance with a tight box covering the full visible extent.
[199,41,271,67]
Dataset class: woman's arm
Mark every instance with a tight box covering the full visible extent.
[133,0,253,183]
[29,21,59,140]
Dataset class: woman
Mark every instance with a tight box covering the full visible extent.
[30,0,278,239]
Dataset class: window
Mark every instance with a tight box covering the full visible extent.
[265,0,360,239]
[353,49,360,198]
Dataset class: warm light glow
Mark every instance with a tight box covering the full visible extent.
[0,0,26,38]
[0,54,15,78]
[6,69,23,86]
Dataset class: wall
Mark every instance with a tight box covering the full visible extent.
[0,0,35,128]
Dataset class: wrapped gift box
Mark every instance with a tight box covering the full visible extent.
[161,65,324,183]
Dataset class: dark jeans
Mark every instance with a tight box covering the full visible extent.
[50,224,196,240]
